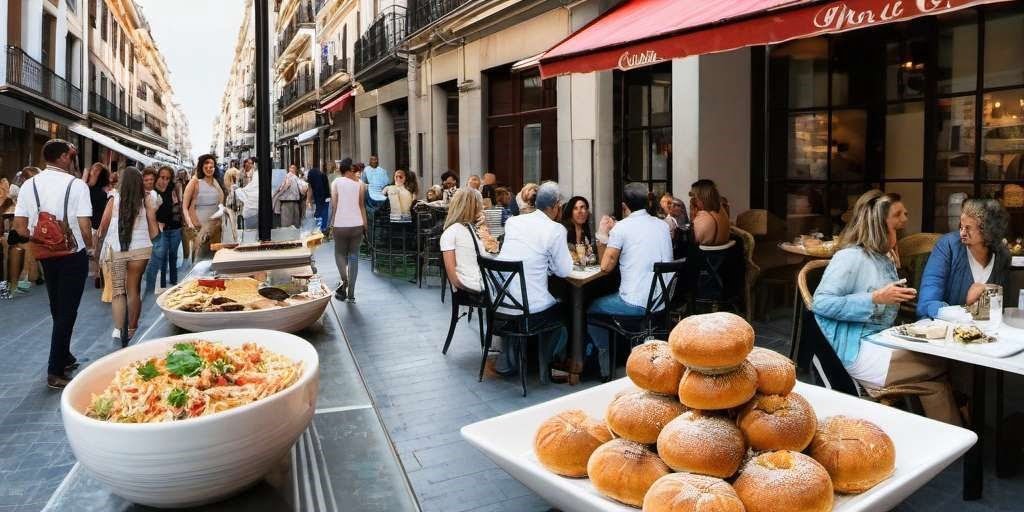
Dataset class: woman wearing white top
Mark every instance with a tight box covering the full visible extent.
[441,188,498,294]
[97,167,158,344]
[331,162,367,302]
[381,169,415,222]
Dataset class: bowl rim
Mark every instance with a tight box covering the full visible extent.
[156,279,331,317]
[61,328,319,431]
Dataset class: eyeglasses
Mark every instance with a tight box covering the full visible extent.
[959,224,980,234]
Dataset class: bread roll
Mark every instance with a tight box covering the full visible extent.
[627,341,684,395]
[733,451,834,512]
[587,438,671,508]
[607,387,689,444]
[534,409,613,477]
[809,415,896,494]
[747,347,796,395]
[657,411,746,478]
[668,312,754,372]
[737,392,817,452]
[677,361,757,410]
[642,473,745,512]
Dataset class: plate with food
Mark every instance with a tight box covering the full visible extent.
[60,329,319,507]
[892,319,995,345]
[157,277,331,333]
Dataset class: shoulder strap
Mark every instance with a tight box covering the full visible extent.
[32,179,42,211]
[62,178,74,224]
[464,222,483,256]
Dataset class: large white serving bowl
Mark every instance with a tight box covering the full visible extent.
[156,281,332,333]
[60,329,319,508]
[463,378,976,512]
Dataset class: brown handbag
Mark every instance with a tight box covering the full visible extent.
[29,178,79,260]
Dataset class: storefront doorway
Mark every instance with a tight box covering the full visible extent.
[613,62,672,207]
[486,66,557,192]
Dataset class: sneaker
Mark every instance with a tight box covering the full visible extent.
[47,374,71,389]
[112,328,121,341]
[346,296,356,303]
[65,356,80,372]
[335,284,347,301]
[17,280,31,291]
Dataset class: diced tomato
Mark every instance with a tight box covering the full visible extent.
[216,376,228,387]
[197,278,226,289]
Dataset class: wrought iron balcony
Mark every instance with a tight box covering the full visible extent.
[277,71,315,111]
[89,92,143,131]
[319,56,349,84]
[5,46,82,112]
[407,0,473,36]
[277,1,316,57]
[354,6,407,81]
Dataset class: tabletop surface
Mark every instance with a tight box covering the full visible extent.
[462,377,976,512]
[868,322,1024,376]
[563,266,606,287]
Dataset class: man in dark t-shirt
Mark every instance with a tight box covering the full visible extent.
[306,167,330,234]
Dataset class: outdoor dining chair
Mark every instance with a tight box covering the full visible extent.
[440,263,487,355]
[477,256,563,397]
[589,258,687,381]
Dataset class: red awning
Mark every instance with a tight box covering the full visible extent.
[540,0,1012,78]
[321,90,353,113]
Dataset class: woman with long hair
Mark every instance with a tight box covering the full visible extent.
[330,161,367,302]
[97,167,159,344]
[144,166,184,294]
[182,155,225,260]
[8,167,42,291]
[441,188,497,294]
[689,179,731,245]
[561,196,595,265]
[382,169,415,222]
[813,191,960,425]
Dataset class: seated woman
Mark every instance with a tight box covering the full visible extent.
[381,169,415,222]
[440,188,498,295]
[561,196,596,266]
[918,198,1011,319]
[689,179,731,246]
[507,183,538,216]
[813,191,961,425]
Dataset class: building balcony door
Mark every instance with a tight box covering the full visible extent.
[486,66,557,192]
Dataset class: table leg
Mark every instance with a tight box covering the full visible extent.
[788,285,801,363]
[964,365,986,500]
[569,285,584,385]
[996,370,1013,478]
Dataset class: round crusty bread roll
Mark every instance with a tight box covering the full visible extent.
[747,347,797,395]
[677,361,757,410]
[534,409,614,477]
[606,387,689,444]
[809,415,896,494]
[627,341,684,395]
[587,438,671,508]
[733,450,834,512]
[737,392,817,452]
[668,312,754,372]
[657,411,746,478]
[643,472,746,512]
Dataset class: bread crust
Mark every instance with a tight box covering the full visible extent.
[747,347,797,395]
[627,341,685,395]
[534,409,614,477]
[657,411,747,479]
[733,450,834,512]
[668,312,754,372]
[642,473,746,512]
[587,438,671,508]
[677,361,757,410]
[606,387,689,444]
[809,415,896,494]
[737,392,817,452]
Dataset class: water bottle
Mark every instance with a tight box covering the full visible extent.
[990,290,1003,327]
[307,274,321,296]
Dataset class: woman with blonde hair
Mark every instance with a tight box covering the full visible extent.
[813,191,960,425]
[441,188,497,293]
[508,182,538,216]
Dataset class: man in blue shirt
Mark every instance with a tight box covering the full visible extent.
[361,155,389,211]
[306,166,330,234]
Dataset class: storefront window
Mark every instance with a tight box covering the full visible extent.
[522,123,542,185]
[981,88,1024,180]
[983,11,1024,88]
[615,64,672,203]
[937,12,977,95]
[935,95,976,180]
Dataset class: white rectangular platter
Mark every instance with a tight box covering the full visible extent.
[462,378,976,512]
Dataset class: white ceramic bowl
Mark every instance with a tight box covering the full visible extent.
[60,329,319,508]
[157,281,332,333]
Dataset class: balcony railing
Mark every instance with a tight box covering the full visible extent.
[277,1,316,56]
[407,0,473,35]
[144,113,165,137]
[5,46,82,111]
[89,92,143,130]
[319,56,349,83]
[277,71,315,111]
[355,6,407,73]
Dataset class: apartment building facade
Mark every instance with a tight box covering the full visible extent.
[212,0,258,164]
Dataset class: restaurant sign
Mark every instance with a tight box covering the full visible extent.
[540,0,1011,78]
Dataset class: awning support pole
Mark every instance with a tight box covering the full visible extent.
[256,0,272,241]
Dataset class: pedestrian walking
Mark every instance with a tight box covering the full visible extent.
[97,167,159,345]
[274,164,308,229]
[306,165,330,234]
[182,155,225,261]
[331,161,367,302]
[144,166,184,295]
[11,139,94,389]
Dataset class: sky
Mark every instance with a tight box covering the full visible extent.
[136,0,246,160]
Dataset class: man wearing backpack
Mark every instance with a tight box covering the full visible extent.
[12,139,94,389]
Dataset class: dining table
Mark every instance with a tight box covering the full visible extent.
[557,265,609,385]
[867,317,1024,500]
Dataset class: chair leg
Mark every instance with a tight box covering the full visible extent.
[442,298,460,355]
[477,308,485,350]
[467,307,473,323]
[478,318,494,382]
[609,330,617,381]
[520,337,528,397]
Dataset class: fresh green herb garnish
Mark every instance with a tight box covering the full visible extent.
[167,388,188,408]
[91,397,114,420]
[165,347,203,377]
[210,358,234,376]
[137,360,160,381]
[173,342,197,354]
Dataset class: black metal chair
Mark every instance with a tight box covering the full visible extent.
[440,263,486,355]
[690,237,745,314]
[414,204,443,289]
[589,258,688,381]
[477,256,563,397]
